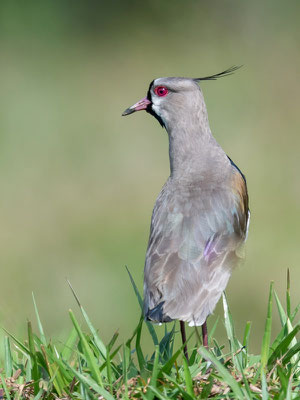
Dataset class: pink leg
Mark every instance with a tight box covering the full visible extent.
[202,320,208,348]
[180,320,189,362]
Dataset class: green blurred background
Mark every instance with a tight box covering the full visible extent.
[0,0,299,353]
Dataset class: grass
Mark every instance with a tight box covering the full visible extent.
[0,270,299,399]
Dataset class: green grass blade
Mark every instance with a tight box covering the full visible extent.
[124,338,132,378]
[27,321,40,395]
[126,266,158,346]
[242,321,251,349]
[222,292,238,353]
[198,346,244,399]
[61,326,78,361]
[4,336,13,377]
[242,321,251,368]
[147,345,160,400]
[135,317,146,376]
[105,345,113,394]
[69,309,103,387]
[290,302,300,322]
[67,280,107,359]
[107,330,119,351]
[286,380,292,400]
[182,355,193,397]
[78,355,90,400]
[222,292,244,372]
[122,344,129,399]
[282,342,300,365]
[125,266,143,309]
[267,324,300,366]
[261,371,269,400]
[3,328,30,355]
[274,291,287,327]
[286,318,297,346]
[212,338,224,360]
[81,305,107,358]
[261,281,273,370]
[286,318,300,367]
[100,344,122,375]
[145,319,159,347]
[159,323,175,361]
[26,356,31,382]
[32,293,47,345]
[270,322,290,354]
[208,316,219,345]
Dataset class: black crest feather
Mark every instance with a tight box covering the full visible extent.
[194,65,242,82]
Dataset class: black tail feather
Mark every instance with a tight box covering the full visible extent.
[145,301,173,323]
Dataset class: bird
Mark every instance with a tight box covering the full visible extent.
[122,67,249,360]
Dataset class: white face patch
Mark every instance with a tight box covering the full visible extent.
[151,96,164,118]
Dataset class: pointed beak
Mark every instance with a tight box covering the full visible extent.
[122,97,151,116]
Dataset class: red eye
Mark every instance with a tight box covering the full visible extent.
[154,86,168,97]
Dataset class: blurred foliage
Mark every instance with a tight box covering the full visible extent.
[0,0,299,353]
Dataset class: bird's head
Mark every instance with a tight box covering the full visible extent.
[122,77,203,129]
[122,66,241,130]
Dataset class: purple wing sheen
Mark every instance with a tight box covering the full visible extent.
[203,234,221,263]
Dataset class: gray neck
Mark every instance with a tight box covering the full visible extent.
[166,114,227,182]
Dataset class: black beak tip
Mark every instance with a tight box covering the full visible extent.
[122,107,135,116]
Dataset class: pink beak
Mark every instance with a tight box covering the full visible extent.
[122,97,151,116]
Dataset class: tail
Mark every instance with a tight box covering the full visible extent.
[144,300,173,323]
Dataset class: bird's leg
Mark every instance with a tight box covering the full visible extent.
[202,319,208,348]
[180,320,189,362]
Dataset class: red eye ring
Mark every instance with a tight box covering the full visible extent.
[154,86,168,97]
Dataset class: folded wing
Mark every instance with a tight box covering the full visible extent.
[144,167,249,326]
